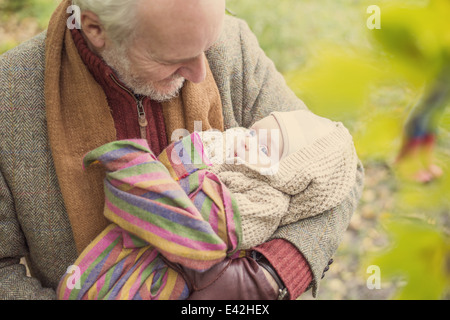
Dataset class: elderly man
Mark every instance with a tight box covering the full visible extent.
[0,0,364,300]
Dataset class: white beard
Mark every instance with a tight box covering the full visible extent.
[101,45,186,102]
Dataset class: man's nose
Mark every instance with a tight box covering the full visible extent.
[178,54,207,84]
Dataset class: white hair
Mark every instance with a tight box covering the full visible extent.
[72,0,140,45]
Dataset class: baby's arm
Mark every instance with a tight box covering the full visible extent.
[212,170,290,250]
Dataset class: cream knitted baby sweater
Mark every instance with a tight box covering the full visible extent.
[199,119,358,250]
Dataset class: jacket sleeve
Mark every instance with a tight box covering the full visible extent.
[0,169,56,300]
[270,160,364,297]
[0,43,57,300]
[208,16,365,298]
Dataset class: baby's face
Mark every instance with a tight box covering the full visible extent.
[232,115,284,168]
[250,115,284,160]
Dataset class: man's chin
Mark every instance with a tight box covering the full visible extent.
[132,78,186,102]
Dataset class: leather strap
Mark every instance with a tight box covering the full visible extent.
[252,251,289,300]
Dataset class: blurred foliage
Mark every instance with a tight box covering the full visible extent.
[0,0,56,25]
[0,0,57,54]
[374,0,450,76]
[229,0,449,300]
[1,0,449,299]
[367,217,449,299]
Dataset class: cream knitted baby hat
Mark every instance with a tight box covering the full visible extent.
[270,110,336,159]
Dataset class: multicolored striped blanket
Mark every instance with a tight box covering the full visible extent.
[57,133,243,300]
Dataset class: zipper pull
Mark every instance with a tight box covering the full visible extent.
[137,98,148,140]
[110,74,149,140]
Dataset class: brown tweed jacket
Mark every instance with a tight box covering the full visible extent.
[0,15,364,299]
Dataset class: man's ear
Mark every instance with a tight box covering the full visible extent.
[81,11,106,50]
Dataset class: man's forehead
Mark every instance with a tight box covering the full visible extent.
[133,0,225,63]
[135,0,225,22]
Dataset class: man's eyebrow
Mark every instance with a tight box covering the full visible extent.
[159,55,200,65]
[152,43,215,65]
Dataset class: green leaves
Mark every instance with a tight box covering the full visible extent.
[353,111,403,161]
[373,0,450,72]
[0,0,57,54]
[284,46,385,121]
[368,217,449,299]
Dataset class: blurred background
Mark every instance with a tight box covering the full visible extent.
[1,0,449,300]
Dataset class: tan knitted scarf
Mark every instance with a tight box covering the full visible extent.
[45,0,224,254]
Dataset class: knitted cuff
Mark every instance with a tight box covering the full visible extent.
[253,239,313,300]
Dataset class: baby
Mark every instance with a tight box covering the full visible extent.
[200,109,358,248]
[57,109,358,300]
